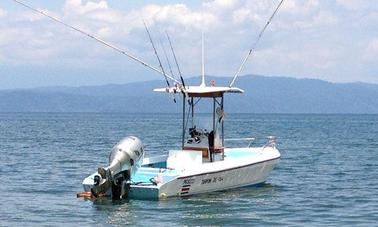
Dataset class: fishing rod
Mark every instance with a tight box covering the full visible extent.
[166,32,186,89]
[11,0,181,86]
[160,40,176,83]
[143,21,176,103]
[229,0,285,87]
[164,32,189,101]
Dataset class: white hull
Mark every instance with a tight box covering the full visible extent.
[125,146,280,200]
[83,146,280,200]
[160,157,278,198]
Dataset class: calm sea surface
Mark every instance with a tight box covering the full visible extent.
[0,113,377,226]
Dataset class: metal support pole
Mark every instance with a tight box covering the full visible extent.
[182,94,186,149]
[191,97,194,127]
[211,97,216,162]
[221,94,224,160]
[213,97,216,132]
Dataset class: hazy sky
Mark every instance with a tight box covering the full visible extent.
[0,0,377,89]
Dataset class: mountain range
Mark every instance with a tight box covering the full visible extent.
[1,75,378,113]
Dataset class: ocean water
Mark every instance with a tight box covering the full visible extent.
[0,113,377,226]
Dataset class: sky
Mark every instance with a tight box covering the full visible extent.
[0,0,377,89]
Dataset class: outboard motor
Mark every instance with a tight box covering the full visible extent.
[90,136,144,199]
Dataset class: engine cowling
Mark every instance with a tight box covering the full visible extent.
[107,136,144,177]
[91,136,144,199]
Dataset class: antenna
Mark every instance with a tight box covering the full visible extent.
[11,0,181,86]
[229,0,284,87]
[200,30,206,87]
[143,21,176,103]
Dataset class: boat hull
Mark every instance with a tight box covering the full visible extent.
[129,153,280,200]
[83,147,280,200]
[172,157,279,197]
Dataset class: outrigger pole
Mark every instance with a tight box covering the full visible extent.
[229,0,285,87]
[143,21,176,103]
[11,0,181,86]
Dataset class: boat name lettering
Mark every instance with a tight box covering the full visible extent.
[201,177,224,185]
[183,178,195,185]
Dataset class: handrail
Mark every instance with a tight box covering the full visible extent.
[225,137,255,147]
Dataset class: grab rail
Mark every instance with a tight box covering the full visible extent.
[225,137,255,147]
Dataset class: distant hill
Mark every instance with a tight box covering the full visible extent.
[1,75,378,113]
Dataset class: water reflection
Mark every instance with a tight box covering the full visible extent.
[88,183,277,225]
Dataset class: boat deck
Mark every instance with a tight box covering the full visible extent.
[131,167,179,184]
[132,148,263,184]
[224,147,261,159]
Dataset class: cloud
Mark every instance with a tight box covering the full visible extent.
[0,7,6,18]
[206,0,238,9]
[336,0,378,11]
[64,0,108,15]
[364,39,378,61]
[1,0,377,86]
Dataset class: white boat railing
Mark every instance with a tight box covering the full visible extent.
[225,137,255,148]
[225,136,277,149]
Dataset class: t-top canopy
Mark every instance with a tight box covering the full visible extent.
[154,86,244,98]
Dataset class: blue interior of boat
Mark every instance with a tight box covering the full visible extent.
[132,150,256,184]
[132,167,179,184]
[142,161,167,168]
[225,149,257,159]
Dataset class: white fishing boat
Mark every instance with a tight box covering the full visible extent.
[11,0,284,201]
[81,0,284,200]
[81,83,281,200]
